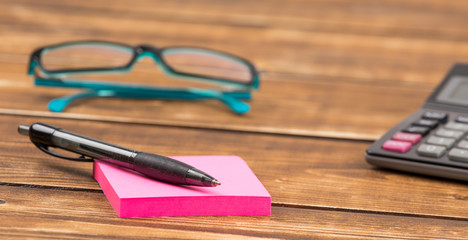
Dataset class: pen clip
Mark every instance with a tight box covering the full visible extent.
[33,142,94,162]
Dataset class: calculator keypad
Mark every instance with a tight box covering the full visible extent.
[448,148,468,162]
[455,115,468,124]
[426,136,455,148]
[417,144,446,158]
[382,140,412,153]
[382,111,468,164]
[445,122,468,131]
[403,126,430,136]
[423,111,448,122]
[457,140,468,149]
[434,128,464,140]
[392,132,421,144]
[412,119,438,129]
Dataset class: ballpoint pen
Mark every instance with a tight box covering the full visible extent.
[18,122,221,187]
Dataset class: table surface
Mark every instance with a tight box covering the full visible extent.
[1,0,468,239]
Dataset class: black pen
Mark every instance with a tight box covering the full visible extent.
[18,123,221,187]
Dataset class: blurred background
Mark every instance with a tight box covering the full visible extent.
[1,0,467,139]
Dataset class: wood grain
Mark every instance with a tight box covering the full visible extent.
[2,114,468,221]
[1,0,468,238]
[1,0,467,140]
[1,185,467,239]
[1,0,468,84]
[0,61,432,140]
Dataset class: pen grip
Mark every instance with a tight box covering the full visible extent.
[133,152,192,185]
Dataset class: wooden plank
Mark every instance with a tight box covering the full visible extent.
[0,0,466,140]
[0,185,467,239]
[7,0,468,36]
[0,76,427,141]
[0,61,433,140]
[0,0,467,84]
[2,115,468,220]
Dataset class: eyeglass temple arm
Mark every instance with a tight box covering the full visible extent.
[36,76,252,113]
[47,89,251,114]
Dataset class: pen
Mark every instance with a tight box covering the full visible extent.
[18,122,221,187]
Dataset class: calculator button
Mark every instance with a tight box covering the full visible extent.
[423,111,448,123]
[435,128,464,139]
[417,144,446,158]
[382,140,412,153]
[426,136,456,148]
[392,132,421,144]
[456,115,468,124]
[444,121,468,132]
[403,126,430,136]
[448,148,468,162]
[412,119,438,129]
[457,140,468,149]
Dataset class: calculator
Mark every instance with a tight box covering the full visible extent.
[366,64,468,181]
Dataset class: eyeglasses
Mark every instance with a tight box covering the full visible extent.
[28,40,260,114]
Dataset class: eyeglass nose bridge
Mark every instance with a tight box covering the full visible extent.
[134,45,173,74]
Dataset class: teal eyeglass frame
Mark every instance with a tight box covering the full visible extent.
[28,40,260,114]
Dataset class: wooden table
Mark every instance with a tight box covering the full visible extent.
[1,1,468,239]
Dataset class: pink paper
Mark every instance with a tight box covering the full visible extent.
[93,155,271,217]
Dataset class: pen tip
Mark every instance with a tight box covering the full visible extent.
[212,179,221,187]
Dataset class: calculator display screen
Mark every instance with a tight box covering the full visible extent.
[436,76,468,106]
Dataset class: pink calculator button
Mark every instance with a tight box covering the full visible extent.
[382,140,412,153]
[392,132,421,144]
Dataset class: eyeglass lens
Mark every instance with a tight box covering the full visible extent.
[161,48,252,83]
[41,43,134,71]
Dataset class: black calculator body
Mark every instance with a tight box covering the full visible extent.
[366,64,468,181]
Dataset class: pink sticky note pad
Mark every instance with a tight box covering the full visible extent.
[93,155,271,217]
